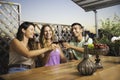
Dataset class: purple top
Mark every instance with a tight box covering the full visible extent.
[45,49,60,66]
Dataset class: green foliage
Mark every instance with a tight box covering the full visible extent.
[100,14,120,36]
[94,14,120,45]
[98,14,120,56]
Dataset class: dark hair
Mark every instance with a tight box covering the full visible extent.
[71,23,83,29]
[39,24,54,48]
[16,22,36,50]
[71,23,84,36]
[16,22,35,41]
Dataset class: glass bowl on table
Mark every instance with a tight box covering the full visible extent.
[88,43,109,69]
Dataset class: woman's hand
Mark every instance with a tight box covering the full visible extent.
[50,44,58,50]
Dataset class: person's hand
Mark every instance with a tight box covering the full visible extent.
[50,44,58,50]
[62,42,70,49]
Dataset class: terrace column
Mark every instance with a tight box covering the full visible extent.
[94,10,98,38]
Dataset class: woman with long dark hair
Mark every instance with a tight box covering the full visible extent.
[8,22,56,73]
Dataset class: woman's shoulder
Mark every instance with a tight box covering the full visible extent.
[11,38,18,42]
[10,38,20,45]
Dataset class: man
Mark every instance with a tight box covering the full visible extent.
[63,23,93,61]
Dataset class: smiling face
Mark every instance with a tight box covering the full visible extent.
[71,25,83,38]
[23,25,35,39]
[44,26,53,40]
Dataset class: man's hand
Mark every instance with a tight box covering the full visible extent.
[62,42,71,49]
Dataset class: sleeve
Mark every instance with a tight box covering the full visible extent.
[88,38,93,44]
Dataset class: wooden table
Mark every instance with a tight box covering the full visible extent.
[0,56,120,80]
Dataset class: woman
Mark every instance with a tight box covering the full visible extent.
[39,24,67,66]
[8,22,56,73]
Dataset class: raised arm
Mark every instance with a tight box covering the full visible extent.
[10,38,55,58]
[57,44,67,63]
[62,42,84,53]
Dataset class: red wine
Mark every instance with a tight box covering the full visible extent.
[53,41,59,44]
[53,40,66,44]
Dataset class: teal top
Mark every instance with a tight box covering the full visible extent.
[69,37,93,60]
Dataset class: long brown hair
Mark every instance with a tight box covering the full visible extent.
[39,24,54,48]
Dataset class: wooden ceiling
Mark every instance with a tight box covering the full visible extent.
[72,0,120,12]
